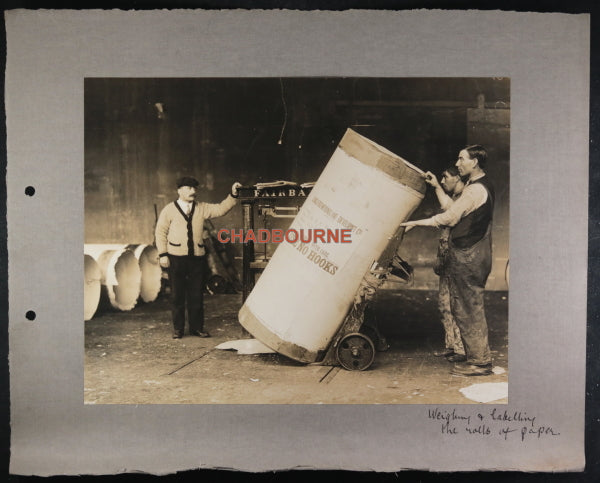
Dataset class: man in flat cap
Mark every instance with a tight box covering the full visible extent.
[155,176,242,339]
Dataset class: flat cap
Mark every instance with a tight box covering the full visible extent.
[176,176,200,188]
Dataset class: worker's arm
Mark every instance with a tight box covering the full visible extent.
[424,171,453,210]
[203,182,242,219]
[155,206,171,268]
[436,188,454,211]
[435,188,453,211]
[433,183,487,227]
[400,184,487,230]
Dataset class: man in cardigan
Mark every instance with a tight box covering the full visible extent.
[155,176,242,339]
[400,145,495,376]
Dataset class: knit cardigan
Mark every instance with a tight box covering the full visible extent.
[155,195,237,257]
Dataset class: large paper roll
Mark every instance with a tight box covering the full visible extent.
[239,129,426,363]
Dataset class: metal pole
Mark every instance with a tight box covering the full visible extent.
[241,200,255,302]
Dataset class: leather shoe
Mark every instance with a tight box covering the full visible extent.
[451,362,492,376]
[433,348,454,357]
[172,332,183,339]
[446,353,467,362]
[190,330,210,338]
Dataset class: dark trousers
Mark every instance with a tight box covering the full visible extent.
[447,230,492,366]
[168,255,207,334]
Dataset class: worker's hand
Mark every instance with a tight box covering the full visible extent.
[423,171,440,189]
[231,181,242,197]
[159,256,170,268]
[399,221,416,233]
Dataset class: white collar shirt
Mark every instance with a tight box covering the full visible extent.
[177,199,194,215]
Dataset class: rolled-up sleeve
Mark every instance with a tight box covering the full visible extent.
[431,184,487,227]
[437,191,454,211]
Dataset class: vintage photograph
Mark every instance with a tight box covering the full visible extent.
[83,77,510,404]
[7,7,590,474]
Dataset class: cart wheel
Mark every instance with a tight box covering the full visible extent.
[336,332,375,371]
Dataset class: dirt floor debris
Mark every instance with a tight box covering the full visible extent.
[215,339,276,354]
[84,291,508,404]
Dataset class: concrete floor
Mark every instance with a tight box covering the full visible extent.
[84,289,508,405]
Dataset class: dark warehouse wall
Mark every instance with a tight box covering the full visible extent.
[84,77,510,290]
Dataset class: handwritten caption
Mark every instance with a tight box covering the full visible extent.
[428,408,560,441]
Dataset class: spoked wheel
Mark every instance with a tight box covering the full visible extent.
[336,332,375,371]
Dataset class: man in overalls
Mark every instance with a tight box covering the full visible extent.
[428,166,467,363]
[400,145,494,376]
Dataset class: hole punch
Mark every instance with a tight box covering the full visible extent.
[25,311,36,321]
[25,186,35,196]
